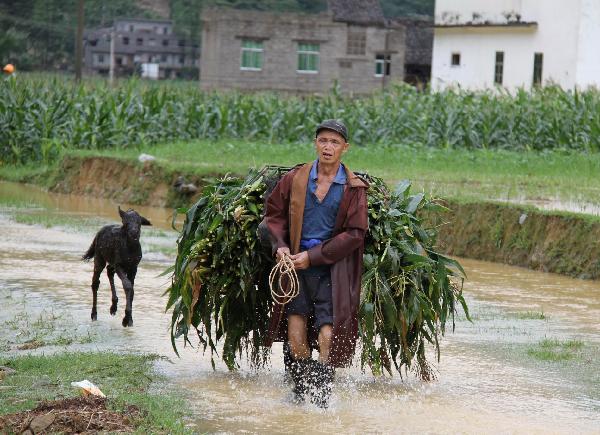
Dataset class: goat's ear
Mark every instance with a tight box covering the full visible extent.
[140,216,152,226]
[118,206,126,221]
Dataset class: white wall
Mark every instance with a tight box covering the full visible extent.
[432,27,536,90]
[432,0,587,91]
[575,0,600,87]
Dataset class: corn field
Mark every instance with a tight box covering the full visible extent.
[2,74,600,164]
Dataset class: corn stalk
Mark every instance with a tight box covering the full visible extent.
[165,166,469,378]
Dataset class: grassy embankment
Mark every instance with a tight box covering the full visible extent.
[0,294,189,433]
[3,139,600,206]
[0,353,189,433]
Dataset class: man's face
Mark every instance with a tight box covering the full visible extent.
[314,129,349,165]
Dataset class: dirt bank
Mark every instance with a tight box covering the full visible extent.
[429,201,600,280]
[49,155,204,208]
[22,155,600,280]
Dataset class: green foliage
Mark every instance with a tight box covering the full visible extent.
[0,0,157,70]
[511,311,546,320]
[380,0,434,17]
[527,338,584,362]
[359,174,467,378]
[165,166,468,377]
[0,27,31,68]
[4,76,600,165]
[166,169,273,369]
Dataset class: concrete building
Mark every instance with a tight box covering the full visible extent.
[199,0,407,94]
[431,0,600,91]
[392,16,434,87]
[84,18,198,79]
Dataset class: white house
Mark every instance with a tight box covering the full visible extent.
[431,0,600,91]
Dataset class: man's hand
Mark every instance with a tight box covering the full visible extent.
[276,246,291,262]
[290,251,310,270]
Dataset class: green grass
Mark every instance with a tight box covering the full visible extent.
[10,211,106,230]
[0,162,59,185]
[527,338,585,362]
[2,308,98,350]
[69,139,600,205]
[144,243,177,257]
[4,138,600,208]
[511,311,547,320]
[0,352,190,433]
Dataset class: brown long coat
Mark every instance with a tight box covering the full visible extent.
[264,162,369,367]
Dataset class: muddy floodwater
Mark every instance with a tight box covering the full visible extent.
[0,181,599,434]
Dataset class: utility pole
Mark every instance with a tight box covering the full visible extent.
[75,0,84,82]
[109,29,115,85]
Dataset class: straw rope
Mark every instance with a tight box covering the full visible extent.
[269,255,300,305]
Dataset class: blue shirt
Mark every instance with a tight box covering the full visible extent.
[300,160,346,251]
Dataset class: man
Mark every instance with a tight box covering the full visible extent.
[264,119,369,407]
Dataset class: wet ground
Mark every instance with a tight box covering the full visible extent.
[413,178,600,216]
[0,181,599,434]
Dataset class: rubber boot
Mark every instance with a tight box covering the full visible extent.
[289,358,310,403]
[308,360,335,409]
[283,341,294,376]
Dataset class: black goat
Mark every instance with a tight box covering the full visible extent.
[82,206,152,327]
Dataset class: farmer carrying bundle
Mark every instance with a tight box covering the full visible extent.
[263,119,367,407]
[166,120,469,408]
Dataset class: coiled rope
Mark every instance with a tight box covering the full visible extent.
[269,255,300,305]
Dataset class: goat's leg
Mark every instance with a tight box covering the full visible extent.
[107,265,118,315]
[91,257,106,321]
[116,266,134,327]
[126,268,137,326]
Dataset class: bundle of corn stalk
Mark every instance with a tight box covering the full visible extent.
[165,166,469,378]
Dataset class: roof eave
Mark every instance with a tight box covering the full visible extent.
[435,22,538,29]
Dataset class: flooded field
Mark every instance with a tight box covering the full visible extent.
[0,181,598,434]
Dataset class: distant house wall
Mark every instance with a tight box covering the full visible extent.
[200,8,405,95]
[432,0,591,91]
[84,19,198,79]
[575,0,600,87]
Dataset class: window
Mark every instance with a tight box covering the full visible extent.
[179,55,185,64]
[136,38,143,46]
[347,30,366,55]
[297,43,319,73]
[494,51,504,85]
[451,52,461,66]
[533,52,543,86]
[129,25,134,32]
[148,38,156,46]
[116,56,123,66]
[178,39,185,47]
[375,54,391,77]
[241,39,263,70]
[161,54,167,63]
[163,26,168,34]
[123,37,129,45]
[98,54,104,64]
[89,39,97,47]
[163,39,169,46]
